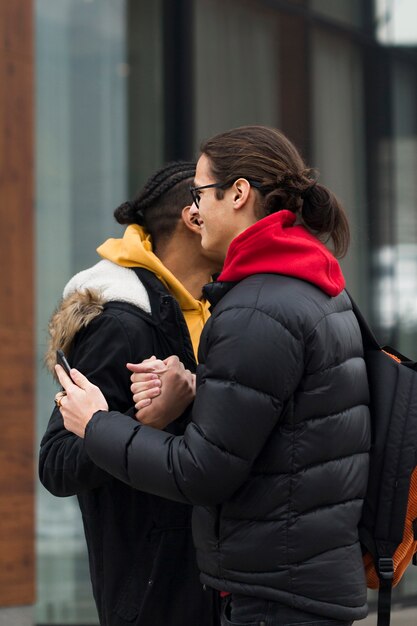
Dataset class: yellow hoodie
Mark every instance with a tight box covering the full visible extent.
[97,225,210,360]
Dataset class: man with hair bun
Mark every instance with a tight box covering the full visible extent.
[39,161,221,626]
[56,127,371,626]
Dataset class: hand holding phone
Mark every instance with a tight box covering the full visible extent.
[56,349,73,381]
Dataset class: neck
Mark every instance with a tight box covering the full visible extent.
[156,234,217,300]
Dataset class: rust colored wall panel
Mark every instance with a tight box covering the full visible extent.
[0,0,35,608]
[0,2,33,59]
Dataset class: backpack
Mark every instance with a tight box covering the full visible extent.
[350,295,417,626]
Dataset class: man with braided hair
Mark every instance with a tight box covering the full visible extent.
[39,161,221,626]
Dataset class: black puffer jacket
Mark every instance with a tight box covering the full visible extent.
[39,266,219,626]
[84,273,371,622]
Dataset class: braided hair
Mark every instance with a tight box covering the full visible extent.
[114,161,196,249]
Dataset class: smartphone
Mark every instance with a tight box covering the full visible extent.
[56,349,73,380]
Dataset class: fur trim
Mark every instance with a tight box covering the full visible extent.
[45,289,105,378]
[45,260,152,380]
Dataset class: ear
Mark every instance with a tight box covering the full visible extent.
[181,205,201,235]
[231,178,251,210]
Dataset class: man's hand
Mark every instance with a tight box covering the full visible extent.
[126,356,196,429]
[126,355,167,411]
[55,364,109,438]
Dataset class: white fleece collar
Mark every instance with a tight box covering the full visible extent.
[63,260,151,314]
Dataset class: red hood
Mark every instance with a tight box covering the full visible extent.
[217,210,345,297]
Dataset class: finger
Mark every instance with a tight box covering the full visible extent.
[127,361,167,374]
[135,398,152,412]
[60,394,68,408]
[68,367,94,390]
[55,364,75,392]
[164,355,185,370]
[130,372,160,385]
[54,391,66,408]
[126,362,157,373]
[146,358,168,372]
[140,356,159,366]
[131,378,161,394]
[164,355,180,367]
[133,387,161,404]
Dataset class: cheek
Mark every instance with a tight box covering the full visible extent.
[201,205,227,244]
[200,220,217,248]
[200,232,210,250]
[206,226,229,256]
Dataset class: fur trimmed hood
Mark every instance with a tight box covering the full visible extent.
[45,288,105,375]
[45,260,151,376]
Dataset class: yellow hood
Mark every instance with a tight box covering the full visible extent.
[97,225,210,358]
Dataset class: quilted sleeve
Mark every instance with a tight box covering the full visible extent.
[84,305,304,505]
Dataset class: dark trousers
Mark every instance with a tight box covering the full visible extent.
[221,594,354,626]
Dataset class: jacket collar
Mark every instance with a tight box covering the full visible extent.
[202,280,237,309]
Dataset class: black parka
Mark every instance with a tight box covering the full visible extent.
[39,267,219,626]
[84,273,371,622]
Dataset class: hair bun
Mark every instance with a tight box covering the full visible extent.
[301,178,319,200]
[114,200,137,225]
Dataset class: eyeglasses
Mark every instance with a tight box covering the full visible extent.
[189,179,263,208]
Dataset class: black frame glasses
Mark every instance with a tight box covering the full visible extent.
[189,178,263,208]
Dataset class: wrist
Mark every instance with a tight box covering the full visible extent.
[85,409,107,438]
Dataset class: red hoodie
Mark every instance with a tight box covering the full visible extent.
[217,210,345,297]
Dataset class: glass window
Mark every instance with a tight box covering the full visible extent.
[311,27,368,304]
[376,0,417,45]
[194,0,280,145]
[126,0,164,191]
[310,0,364,28]
[392,62,417,359]
[35,1,162,622]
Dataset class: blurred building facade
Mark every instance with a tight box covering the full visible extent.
[1,0,417,624]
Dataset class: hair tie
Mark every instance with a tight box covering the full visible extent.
[301,178,319,200]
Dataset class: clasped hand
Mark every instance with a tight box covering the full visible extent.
[55,355,195,438]
[127,355,196,429]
